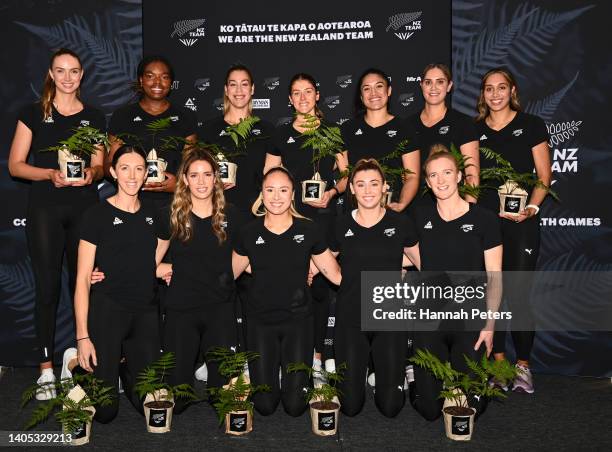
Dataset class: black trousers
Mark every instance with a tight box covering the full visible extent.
[246,315,313,417]
[163,302,238,414]
[26,203,85,363]
[493,216,540,361]
[87,292,161,423]
[334,322,407,417]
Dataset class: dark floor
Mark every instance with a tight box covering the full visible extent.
[1,367,611,451]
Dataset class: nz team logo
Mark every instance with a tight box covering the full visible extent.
[384,228,396,237]
[293,234,304,243]
[324,96,341,110]
[79,120,90,127]
[336,118,350,125]
[386,12,422,40]
[460,224,473,232]
[194,78,211,91]
[336,75,352,88]
[276,116,293,127]
[171,19,206,46]
[263,77,280,91]
[399,93,414,107]
[213,98,224,111]
[548,120,581,174]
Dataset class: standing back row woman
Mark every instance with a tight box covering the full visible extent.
[200,64,275,216]
[341,68,420,213]
[107,55,197,206]
[8,48,105,396]
[476,68,552,394]
[412,63,480,204]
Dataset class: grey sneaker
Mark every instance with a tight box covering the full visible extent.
[488,375,509,392]
[512,364,534,394]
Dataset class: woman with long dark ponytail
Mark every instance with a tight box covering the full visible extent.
[8,48,105,397]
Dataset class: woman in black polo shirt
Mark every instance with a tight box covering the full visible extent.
[233,166,341,417]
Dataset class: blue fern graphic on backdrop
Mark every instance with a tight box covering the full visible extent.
[15,0,141,111]
[524,72,579,122]
[451,1,483,43]
[452,9,535,114]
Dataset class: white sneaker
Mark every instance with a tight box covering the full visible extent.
[312,360,326,389]
[60,348,77,381]
[35,369,56,400]
[118,377,124,394]
[194,363,208,382]
[404,365,415,390]
[367,372,376,387]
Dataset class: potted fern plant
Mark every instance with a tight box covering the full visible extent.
[479,147,556,216]
[46,126,109,181]
[22,372,114,446]
[133,352,198,433]
[286,361,346,436]
[410,349,517,441]
[206,347,270,435]
[299,113,344,202]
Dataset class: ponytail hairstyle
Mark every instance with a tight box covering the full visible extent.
[476,67,521,121]
[251,166,307,219]
[288,73,324,119]
[41,48,83,121]
[354,67,391,114]
[349,158,387,207]
[223,63,254,115]
[171,146,227,244]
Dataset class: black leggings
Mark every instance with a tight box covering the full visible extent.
[493,216,540,361]
[410,330,484,421]
[87,292,161,423]
[311,275,332,355]
[334,323,406,417]
[163,303,238,414]
[246,315,313,417]
[26,203,85,363]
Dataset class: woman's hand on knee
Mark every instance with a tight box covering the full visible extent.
[77,338,97,372]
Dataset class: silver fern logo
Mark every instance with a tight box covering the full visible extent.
[324,96,340,109]
[263,77,280,90]
[194,78,210,91]
[547,120,582,146]
[336,75,352,88]
[386,12,422,40]
[399,93,414,107]
[171,19,206,46]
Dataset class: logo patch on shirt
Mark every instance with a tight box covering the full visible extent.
[384,228,396,237]
[438,125,449,135]
[293,234,304,243]
[44,116,54,123]
[145,217,153,225]
[219,129,228,136]
[255,236,265,245]
[460,224,474,232]
[424,221,433,229]
[221,221,228,229]
[287,136,295,144]
[480,134,487,140]
[525,248,533,255]
[386,130,397,138]
[133,116,142,122]
[170,115,179,122]
[79,120,90,127]
[512,129,523,137]
[113,217,123,225]
[355,128,363,135]
[344,229,354,237]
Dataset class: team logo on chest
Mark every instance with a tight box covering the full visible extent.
[512,129,523,137]
[293,234,304,243]
[438,125,449,135]
[113,217,123,226]
[355,128,363,135]
[79,120,90,127]
[145,217,154,225]
[219,129,228,136]
[170,115,179,122]
[384,227,396,237]
[252,128,261,135]
[386,130,397,138]
[221,221,228,229]
[344,229,354,237]
[460,224,473,232]
[287,136,295,144]
[256,236,265,245]
[480,134,487,140]
[44,116,54,123]
[424,221,433,229]
[133,116,142,122]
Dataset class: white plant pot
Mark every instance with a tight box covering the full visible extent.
[62,385,95,447]
[143,390,175,433]
[57,147,85,182]
[225,409,253,435]
[146,148,167,183]
[442,406,476,441]
[498,180,528,216]
[302,172,327,203]
[309,398,340,436]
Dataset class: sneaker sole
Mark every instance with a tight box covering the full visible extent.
[512,386,534,394]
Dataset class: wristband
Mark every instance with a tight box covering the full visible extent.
[526,204,540,215]
[77,336,90,342]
